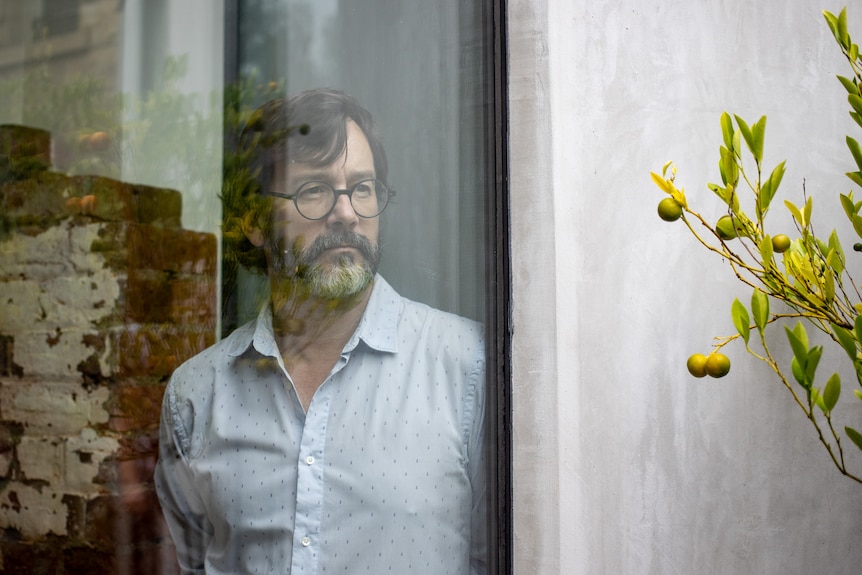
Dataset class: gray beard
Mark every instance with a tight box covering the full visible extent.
[270,230,380,300]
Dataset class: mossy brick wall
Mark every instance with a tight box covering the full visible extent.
[0,125,217,574]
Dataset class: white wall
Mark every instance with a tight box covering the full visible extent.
[510,1,862,573]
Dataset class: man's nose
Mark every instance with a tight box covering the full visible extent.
[327,192,358,226]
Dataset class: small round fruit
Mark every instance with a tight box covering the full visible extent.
[89,131,111,151]
[716,215,737,240]
[80,194,97,214]
[705,353,731,378]
[686,353,708,378]
[65,196,82,213]
[657,197,683,221]
[772,234,791,253]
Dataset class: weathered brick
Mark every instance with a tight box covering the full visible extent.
[0,379,111,435]
[110,324,215,379]
[0,538,63,575]
[1,124,216,573]
[84,488,164,550]
[124,269,173,323]
[169,275,217,328]
[124,270,216,328]
[65,428,120,492]
[0,335,23,378]
[17,436,63,484]
[105,382,167,433]
[0,125,51,182]
[0,172,70,233]
[0,125,50,162]
[126,223,217,275]
[0,484,67,538]
[0,222,118,282]
[63,545,116,574]
[69,176,183,226]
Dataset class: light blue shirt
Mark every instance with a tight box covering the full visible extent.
[155,276,487,574]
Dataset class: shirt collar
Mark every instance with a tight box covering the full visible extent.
[225,274,401,358]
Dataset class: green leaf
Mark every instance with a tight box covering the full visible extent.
[786,322,809,363]
[855,389,862,401]
[661,160,673,177]
[805,346,823,385]
[824,9,841,43]
[650,171,674,195]
[848,136,862,171]
[751,116,766,164]
[854,315,862,347]
[759,233,774,264]
[839,7,850,48]
[732,298,751,345]
[759,161,785,218]
[791,357,807,387]
[802,196,813,229]
[833,323,858,360]
[828,230,845,276]
[720,112,734,150]
[811,386,826,412]
[846,426,862,452]
[785,200,804,228]
[823,373,841,413]
[851,111,862,130]
[850,95,862,117]
[708,183,728,204]
[751,289,769,334]
[837,75,859,95]
[734,115,757,161]
[841,193,858,219]
[852,214,862,239]
[720,146,738,186]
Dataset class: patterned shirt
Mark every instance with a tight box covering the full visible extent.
[154,275,487,574]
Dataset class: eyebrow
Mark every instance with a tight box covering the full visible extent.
[290,169,377,184]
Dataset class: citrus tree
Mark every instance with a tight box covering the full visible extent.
[650,7,862,485]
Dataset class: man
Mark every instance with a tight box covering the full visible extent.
[154,88,487,574]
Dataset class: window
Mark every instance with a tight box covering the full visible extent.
[0,1,509,572]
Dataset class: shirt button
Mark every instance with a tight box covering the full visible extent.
[301,536,311,547]
[305,456,315,465]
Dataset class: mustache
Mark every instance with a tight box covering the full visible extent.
[294,231,378,265]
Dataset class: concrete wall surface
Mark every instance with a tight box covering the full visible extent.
[509,1,862,574]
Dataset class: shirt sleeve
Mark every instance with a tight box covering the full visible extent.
[466,353,488,575]
[154,377,211,574]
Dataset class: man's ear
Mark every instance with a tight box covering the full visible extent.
[242,213,266,247]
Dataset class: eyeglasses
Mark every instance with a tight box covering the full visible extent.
[264,179,395,220]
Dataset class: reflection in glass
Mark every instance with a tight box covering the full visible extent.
[0,1,493,573]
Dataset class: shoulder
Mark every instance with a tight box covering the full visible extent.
[401,297,484,349]
[167,320,255,398]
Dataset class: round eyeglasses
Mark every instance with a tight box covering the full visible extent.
[265,179,395,220]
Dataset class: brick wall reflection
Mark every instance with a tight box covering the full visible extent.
[0,125,216,574]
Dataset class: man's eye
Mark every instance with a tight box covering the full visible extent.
[352,182,374,197]
[299,185,329,199]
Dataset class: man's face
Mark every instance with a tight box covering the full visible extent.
[257,119,381,300]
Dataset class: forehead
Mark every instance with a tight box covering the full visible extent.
[280,120,375,182]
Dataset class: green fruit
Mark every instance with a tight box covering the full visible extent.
[716,215,737,240]
[657,197,683,222]
[771,234,791,253]
[687,353,708,378]
[705,353,731,378]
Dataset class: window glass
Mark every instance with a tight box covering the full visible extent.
[0,1,500,572]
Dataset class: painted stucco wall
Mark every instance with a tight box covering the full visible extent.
[509,1,862,573]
